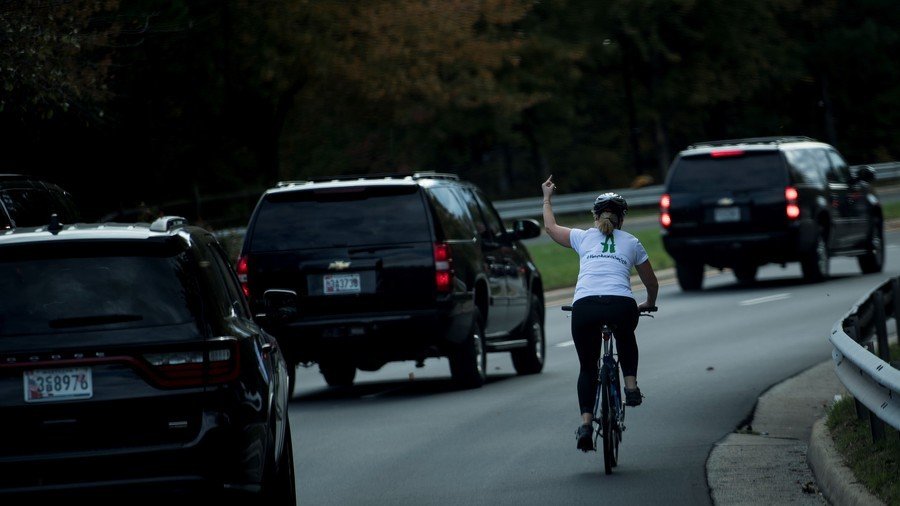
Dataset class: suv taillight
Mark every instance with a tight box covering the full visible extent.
[434,242,454,294]
[142,338,240,388]
[785,186,800,220]
[659,193,672,228]
[236,255,250,297]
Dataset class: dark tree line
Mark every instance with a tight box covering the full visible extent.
[1,0,898,228]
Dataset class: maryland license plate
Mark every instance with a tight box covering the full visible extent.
[23,367,93,403]
[323,273,361,295]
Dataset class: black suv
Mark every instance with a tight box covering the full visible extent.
[0,217,295,502]
[238,172,545,389]
[0,174,80,229]
[660,136,883,291]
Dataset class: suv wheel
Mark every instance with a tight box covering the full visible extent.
[733,265,758,284]
[675,262,704,291]
[858,218,884,274]
[801,228,829,282]
[511,295,545,375]
[320,362,357,387]
[449,309,487,389]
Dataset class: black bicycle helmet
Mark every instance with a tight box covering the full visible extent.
[592,192,628,218]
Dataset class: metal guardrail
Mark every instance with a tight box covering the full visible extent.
[498,162,900,220]
[493,184,665,219]
[830,277,900,438]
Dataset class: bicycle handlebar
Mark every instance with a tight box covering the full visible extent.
[560,305,658,314]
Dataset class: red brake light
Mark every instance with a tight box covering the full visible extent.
[434,243,453,293]
[660,213,672,228]
[785,186,800,220]
[659,193,672,228]
[142,339,240,387]
[710,149,745,158]
[236,255,250,298]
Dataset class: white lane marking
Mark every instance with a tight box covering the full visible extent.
[739,293,792,306]
[556,340,576,348]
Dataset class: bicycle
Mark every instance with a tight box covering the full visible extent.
[562,304,657,475]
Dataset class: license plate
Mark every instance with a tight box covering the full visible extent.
[24,367,93,403]
[714,207,740,222]
[323,273,361,295]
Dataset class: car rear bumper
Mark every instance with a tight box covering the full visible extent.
[663,222,817,267]
[0,412,266,498]
[269,307,473,366]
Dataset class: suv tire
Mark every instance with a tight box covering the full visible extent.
[450,309,487,389]
[801,227,829,282]
[511,295,545,375]
[675,262,704,291]
[858,218,885,274]
[320,362,357,387]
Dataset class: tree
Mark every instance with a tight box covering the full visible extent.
[0,0,120,122]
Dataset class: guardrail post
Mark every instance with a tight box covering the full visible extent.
[869,409,886,442]
[842,316,869,421]
[874,291,891,363]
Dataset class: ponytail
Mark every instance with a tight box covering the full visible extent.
[596,211,618,236]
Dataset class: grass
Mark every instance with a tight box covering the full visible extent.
[825,345,900,505]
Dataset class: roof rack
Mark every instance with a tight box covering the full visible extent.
[276,172,459,187]
[150,216,188,232]
[687,136,817,149]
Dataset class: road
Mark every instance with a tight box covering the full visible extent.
[285,230,900,505]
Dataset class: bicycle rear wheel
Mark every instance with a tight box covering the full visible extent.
[599,366,617,474]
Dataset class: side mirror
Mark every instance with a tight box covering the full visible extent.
[854,165,875,183]
[258,289,298,325]
[512,219,541,240]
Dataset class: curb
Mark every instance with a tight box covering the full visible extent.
[808,418,885,506]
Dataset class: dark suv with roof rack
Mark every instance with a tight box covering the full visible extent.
[0,174,79,230]
[659,136,883,291]
[238,172,545,389]
[0,216,294,501]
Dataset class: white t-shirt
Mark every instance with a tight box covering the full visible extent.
[569,227,649,302]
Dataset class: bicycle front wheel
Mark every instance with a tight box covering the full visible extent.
[599,367,617,474]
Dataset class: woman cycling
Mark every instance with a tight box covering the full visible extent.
[541,175,659,452]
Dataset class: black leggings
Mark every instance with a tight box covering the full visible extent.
[571,295,639,415]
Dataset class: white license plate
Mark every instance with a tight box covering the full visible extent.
[714,207,741,222]
[323,273,361,295]
[23,367,93,403]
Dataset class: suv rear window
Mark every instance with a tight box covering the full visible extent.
[249,185,432,251]
[668,151,788,192]
[0,250,198,337]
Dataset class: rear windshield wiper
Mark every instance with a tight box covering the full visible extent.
[49,314,144,328]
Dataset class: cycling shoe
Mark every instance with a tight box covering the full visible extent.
[575,423,593,452]
[624,387,643,407]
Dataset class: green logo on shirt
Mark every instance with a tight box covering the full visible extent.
[602,234,616,253]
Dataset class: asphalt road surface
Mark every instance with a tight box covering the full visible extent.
[286,230,900,505]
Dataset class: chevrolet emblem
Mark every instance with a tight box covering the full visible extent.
[717,197,734,206]
[328,260,351,271]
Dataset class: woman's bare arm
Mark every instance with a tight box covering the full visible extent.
[635,260,659,309]
[541,175,572,248]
